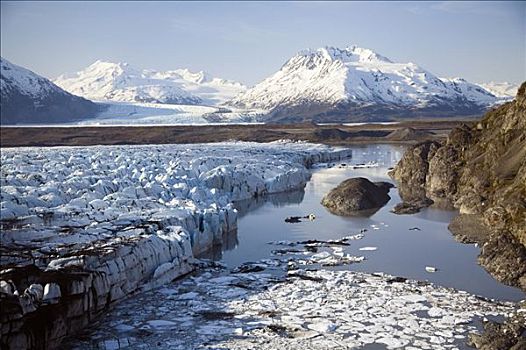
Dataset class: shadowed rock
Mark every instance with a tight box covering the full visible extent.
[468,302,526,350]
[391,199,433,215]
[321,177,393,216]
[388,140,441,214]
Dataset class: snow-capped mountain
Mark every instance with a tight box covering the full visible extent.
[54,61,246,106]
[476,81,519,98]
[229,46,501,122]
[0,57,99,124]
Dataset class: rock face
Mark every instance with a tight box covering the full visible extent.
[389,82,526,291]
[387,140,440,214]
[1,58,100,124]
[321,177,392,215]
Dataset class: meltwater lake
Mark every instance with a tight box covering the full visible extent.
[215,144,524,302]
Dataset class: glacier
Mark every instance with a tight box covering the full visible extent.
[74,100,263,126]
[0,141,350,348]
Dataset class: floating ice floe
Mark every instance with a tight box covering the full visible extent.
[359,246,378,251]
[67,263,518,350]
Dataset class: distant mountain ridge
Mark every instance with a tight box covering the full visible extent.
[0,57,99,124]
[1,52,518,125]
[476,81,519,98]
[54,61,247,106]
[228,46,506,123]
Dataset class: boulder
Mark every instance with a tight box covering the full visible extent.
[321,177,393,215]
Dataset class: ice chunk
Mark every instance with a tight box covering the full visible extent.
[307,320,337,333]
[147,320,178,328]
[359,246,378,251]
[43,283,62,302]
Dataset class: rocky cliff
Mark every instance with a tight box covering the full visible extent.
[389,82,526,291]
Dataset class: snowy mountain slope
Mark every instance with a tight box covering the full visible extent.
[0,57,99,124]
[54,61,247,106]
[476,81,519,98]
[229,46,501,122]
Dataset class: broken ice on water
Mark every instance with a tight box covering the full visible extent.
[68,257,519,350]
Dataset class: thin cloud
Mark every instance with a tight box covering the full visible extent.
[430,1,511,16]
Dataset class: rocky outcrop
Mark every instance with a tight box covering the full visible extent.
[321,177,393,216]
[467,301,526,350]
[389,82,526,291]
[388,140,440,213]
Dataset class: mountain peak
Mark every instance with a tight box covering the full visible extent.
[89,59,129,67]
[476,81,520,98]
[85,60,139,76]
[229,45,501,121]
[297,45,393,64]
[171,68,212,84]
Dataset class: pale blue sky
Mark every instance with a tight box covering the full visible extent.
[1,1,524,85]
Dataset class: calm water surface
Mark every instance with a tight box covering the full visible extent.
[211,144,524,302]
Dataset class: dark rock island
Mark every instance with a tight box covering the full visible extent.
[321,177,393,216]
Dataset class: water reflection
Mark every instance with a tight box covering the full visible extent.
[233,188,306,218]
[199,190,309,260]
[197,228,239,261]
[324,204,386,218]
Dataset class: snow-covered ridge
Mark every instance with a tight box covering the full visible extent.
[0,57,98,124]
[1,58,62,98]
[298,45,393,64]
[229,45,502,118]
[0,141,350,348]
[476,81,519,98]
[54,60,247,106]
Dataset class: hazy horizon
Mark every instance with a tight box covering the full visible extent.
[1,1,524,86]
